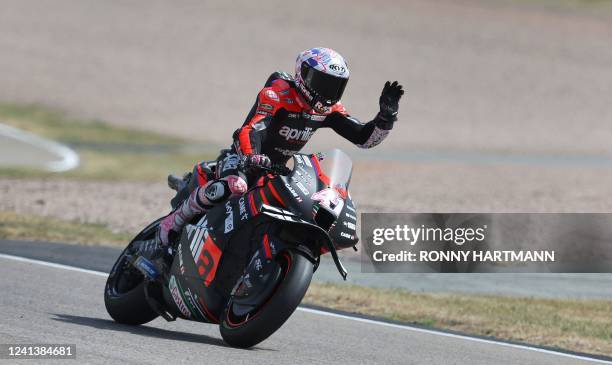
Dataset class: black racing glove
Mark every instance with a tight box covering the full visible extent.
[378,81,404,124]
[243,154,272,171]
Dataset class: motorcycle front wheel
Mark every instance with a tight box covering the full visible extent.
[219,249,313,348]
[104,218,162,325]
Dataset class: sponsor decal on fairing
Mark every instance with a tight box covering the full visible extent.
[343,221,357,231]
[183,288,206,320]
[169,276,191,318]
[224,201,234,233]
[295,181,310,195]
[190,227,208,263]
[340,232,356,240]
[178,243,185,274]
[346,212,357,221]
[284,182,299,198]
[238,196,248,221]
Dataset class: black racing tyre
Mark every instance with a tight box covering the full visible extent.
[104,218,162,325]
[219,249,313,348]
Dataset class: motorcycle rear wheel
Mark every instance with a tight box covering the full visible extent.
[104,219,162,325]
[219,249,313,348]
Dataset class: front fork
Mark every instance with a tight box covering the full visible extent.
[229,234,316,316]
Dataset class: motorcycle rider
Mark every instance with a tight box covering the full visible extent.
[137,47,403,258]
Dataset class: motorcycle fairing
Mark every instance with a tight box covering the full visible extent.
[259,204,348,279]
[163,220,226,323]
[165,199,283,322]
[254,154,359,250]
[162,151,357,321]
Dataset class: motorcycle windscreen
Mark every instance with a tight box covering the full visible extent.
[317,149,353,193]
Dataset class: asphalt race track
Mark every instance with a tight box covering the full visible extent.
[0,241,610,364]
[1,240,611,300]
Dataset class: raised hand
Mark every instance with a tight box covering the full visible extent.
[379,81,404,122]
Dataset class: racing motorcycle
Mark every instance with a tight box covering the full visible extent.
[104,149,358,348]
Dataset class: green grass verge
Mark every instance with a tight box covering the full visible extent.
[0,103,184,146]
[0,211,130,246]
[0,103,212,181]
[305,282,612,357]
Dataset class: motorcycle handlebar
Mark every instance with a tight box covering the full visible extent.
[239,160,291,176]
[258,164,291,176]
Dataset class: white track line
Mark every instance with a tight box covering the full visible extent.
[0,253,609,364]
[0,253,107,277]
[0,123,79,172]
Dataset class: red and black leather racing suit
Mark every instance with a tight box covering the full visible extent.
[161,71,399,247]
[191,71,394,190]
[235,71,392,165]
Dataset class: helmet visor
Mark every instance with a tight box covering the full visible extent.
[301,64,348,104]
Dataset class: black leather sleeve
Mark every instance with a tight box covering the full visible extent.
[323,112,393,148]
